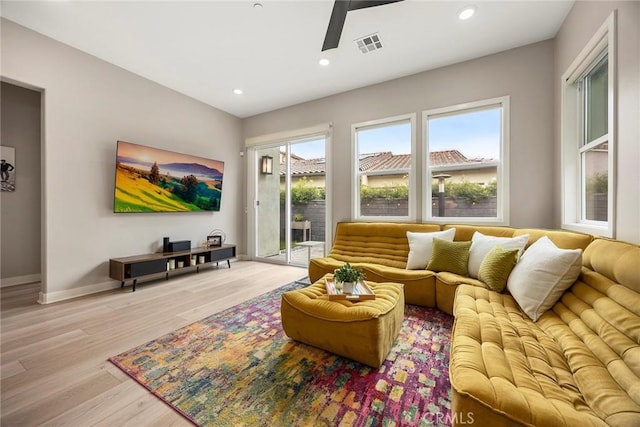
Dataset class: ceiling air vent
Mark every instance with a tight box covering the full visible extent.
[355,33,383,54]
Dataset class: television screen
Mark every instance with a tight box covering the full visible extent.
[114,140,224,213]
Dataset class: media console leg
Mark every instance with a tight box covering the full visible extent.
[227,259,231,268]
[121,281,125,288]
[132,279,137,292]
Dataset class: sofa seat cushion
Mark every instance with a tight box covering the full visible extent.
[451,285,607,426]
[435,272,486,315]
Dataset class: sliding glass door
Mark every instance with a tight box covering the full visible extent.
[254,137,326,266]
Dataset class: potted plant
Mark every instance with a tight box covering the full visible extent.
[334,262,365,294]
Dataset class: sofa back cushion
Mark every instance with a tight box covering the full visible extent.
[329,222,440,269]
[443,224,515,241]
[537,238,640,425]
[583,238,640,293]
[514,228,593,250]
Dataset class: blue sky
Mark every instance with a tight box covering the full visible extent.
[291,107,501,160]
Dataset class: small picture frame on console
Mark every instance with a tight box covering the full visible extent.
[207,235,222,247]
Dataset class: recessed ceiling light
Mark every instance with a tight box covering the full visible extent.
[253,3,263,9]
[319,58,330,66]
[458,5,476,20]
[233,88,243,95]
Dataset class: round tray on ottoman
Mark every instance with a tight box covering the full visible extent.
[281,274,404,368]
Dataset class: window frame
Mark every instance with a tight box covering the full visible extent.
[561,12,616,238]
[422,96,510,225]
[351,113,417,222]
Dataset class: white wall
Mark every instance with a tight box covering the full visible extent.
[1,19,243,303]
[554,1,640,244]
[242,40,556,244]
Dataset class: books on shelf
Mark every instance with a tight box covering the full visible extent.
[325,278,375,301]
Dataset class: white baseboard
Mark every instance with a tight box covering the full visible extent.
[0,274,41,288]
[38,280,121,305]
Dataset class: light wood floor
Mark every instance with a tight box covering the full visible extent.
[1,261,306,426]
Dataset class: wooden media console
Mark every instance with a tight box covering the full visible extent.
[109,244,236,291]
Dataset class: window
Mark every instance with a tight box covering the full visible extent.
[562,13,615,237]
[352,114,416,220]
[423,97,509,223]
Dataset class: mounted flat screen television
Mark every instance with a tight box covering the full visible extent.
[114,140,224,213]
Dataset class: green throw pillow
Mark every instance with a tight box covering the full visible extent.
[427,238,472,276]
[478,245,519,292]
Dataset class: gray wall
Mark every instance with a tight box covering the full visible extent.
[0,82,41,283]
[1,19,243,302]
[553,1,640,244]
[243,40,556,242]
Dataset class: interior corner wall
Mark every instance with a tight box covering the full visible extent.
[554,1,640,245]
[242,40,556,234]
[0,82,41,285]
[1,19,243,303]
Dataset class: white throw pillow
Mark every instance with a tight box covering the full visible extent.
[507,236,582,321]
[468,232,529,278]
[406,228,456,270]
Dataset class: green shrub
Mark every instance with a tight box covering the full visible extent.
[360,184,409,200]
[431,179,497,200]
[282,177,326,204]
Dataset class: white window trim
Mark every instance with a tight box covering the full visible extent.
[351,113,417,222]
[422,96,510,225]
[561,12,616,238]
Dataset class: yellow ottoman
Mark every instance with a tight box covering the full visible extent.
[281,275,404,368]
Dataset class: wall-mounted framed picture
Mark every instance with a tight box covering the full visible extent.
[207,235,222,247]
[1,146,16,192]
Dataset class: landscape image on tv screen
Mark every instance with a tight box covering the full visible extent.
[114,140,224,213]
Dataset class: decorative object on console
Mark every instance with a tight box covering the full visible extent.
[207,229,226,247]
[168,240,191,252]
[113,140,224,213]
[162,237,170,253]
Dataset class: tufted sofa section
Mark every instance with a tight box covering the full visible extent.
[309,222,440,306]
[435,224,594,314]
[450,238,640,426]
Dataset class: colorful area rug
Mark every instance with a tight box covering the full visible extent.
[109,281,454,426]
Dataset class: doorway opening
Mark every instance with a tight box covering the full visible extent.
[253,135,328,267]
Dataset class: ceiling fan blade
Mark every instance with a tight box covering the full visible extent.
[321,0,404,52]
[322,0,350,52]
[347,0,404,12]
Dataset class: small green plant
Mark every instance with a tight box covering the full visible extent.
[292,213,306,222]
[334,263,365,283]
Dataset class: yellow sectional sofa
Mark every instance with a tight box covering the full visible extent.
[309,221,640,426]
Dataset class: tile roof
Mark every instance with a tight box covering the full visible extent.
[281,150,495,175]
